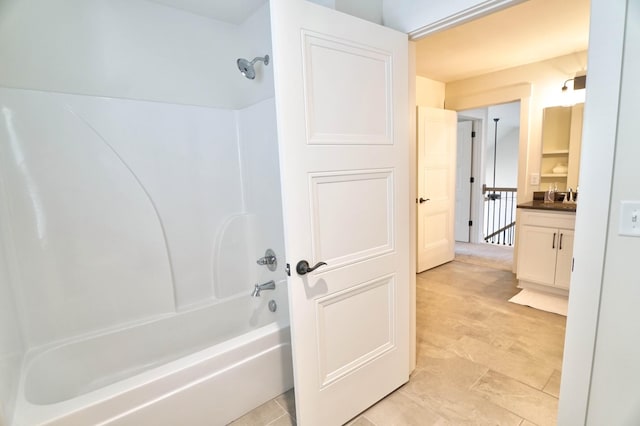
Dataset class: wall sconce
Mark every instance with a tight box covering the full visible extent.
[562,74,587,91]
[560,74,587,106]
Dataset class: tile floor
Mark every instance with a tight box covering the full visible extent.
[229,245,566,425]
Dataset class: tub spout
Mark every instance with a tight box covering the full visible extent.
[251,280,276,297]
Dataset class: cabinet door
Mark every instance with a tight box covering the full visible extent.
[555,229,575,289]
[517,225,558,286]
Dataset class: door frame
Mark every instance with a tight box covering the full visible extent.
[446,86,530,273]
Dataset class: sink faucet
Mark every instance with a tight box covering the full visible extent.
[251,280,276,297]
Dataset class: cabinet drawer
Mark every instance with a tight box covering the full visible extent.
[519,210,575,229]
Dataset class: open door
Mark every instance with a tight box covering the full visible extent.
[455,120,473,242]
[270,0,410,424]
[417,106,457,272]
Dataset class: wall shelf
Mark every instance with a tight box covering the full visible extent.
[539,104,584,191]
[542,149,570,155]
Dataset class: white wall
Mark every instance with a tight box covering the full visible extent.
[382,0,525,35]
[237,98,287,289]
[336,0,383,24]
[557,0,630,424]
[0,0,273,109]
[445,51,588,202]
[580,0,640,423]
[310,0,383,24]
[0,88,255,346]
[416,76,445,108]
[0,243,23,425]
[484,103,519,188]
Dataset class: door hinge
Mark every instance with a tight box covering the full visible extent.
[471,131,476,138]
[285,263,291,276]
[468,220,473,227]
[470,177,475,183]
[572,258,574,272]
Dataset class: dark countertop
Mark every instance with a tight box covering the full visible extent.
[517,201,577,213]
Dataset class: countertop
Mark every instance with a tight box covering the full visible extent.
[517,201,577,213]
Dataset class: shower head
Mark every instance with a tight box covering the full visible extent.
[237,55,270,80]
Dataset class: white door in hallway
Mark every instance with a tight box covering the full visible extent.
[417,106,457,272]
[270,0,410,425]
[455,120,473,242]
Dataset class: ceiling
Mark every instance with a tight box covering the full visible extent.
[415,0,591,82]
[146,0,267,24]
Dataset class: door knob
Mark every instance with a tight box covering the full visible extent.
[418,197,430,204]
[296,260,327,275]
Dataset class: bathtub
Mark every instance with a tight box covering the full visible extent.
[11,283,293,426]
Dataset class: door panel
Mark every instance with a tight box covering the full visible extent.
[317,275,395,386]
[516,225,558,286]
[303,33,391,144]
[417,107,457,272]
[270,0,409,424]
[555,229,574,289]
[310,170,393,267]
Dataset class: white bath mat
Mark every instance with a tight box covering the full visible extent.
[509,289,568,316]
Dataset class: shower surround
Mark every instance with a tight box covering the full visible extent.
[0,87,290,425]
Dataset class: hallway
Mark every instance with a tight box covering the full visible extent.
[231,249,566,425]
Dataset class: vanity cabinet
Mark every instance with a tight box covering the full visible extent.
[516,209,575,294]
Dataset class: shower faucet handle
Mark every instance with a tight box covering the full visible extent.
[295,260,327,275]
[257,249,277,271]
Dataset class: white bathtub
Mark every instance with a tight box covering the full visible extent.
[11,285,293,426]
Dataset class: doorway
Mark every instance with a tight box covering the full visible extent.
[454,101,521,248]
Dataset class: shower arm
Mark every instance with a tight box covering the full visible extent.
[251,56,269,66]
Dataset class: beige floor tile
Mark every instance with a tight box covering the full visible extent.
[402,369,522,425]
[471,370,559,426]
[345,415,377,426]
[448,335,555,390]
[362,389,448,425]
[520,420,538,426]
[275,389,296,419]
[508,334,565,371]
[543,369,562,398]
[415,340,456,364]
[490,335,517,350]
[266,413,296,426]
[228,400,285,426]
[412,351,488,389]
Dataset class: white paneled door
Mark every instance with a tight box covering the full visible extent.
[270,0,410,424]
[455,121,473,243]
[417,106,457,272]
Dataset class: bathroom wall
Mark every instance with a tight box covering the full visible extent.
[0,87,254,345]
[309,0,383,24]
[0,0,273,109]
[0,241,23,426]
[0,7,281,426]
[237,98,287,291]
